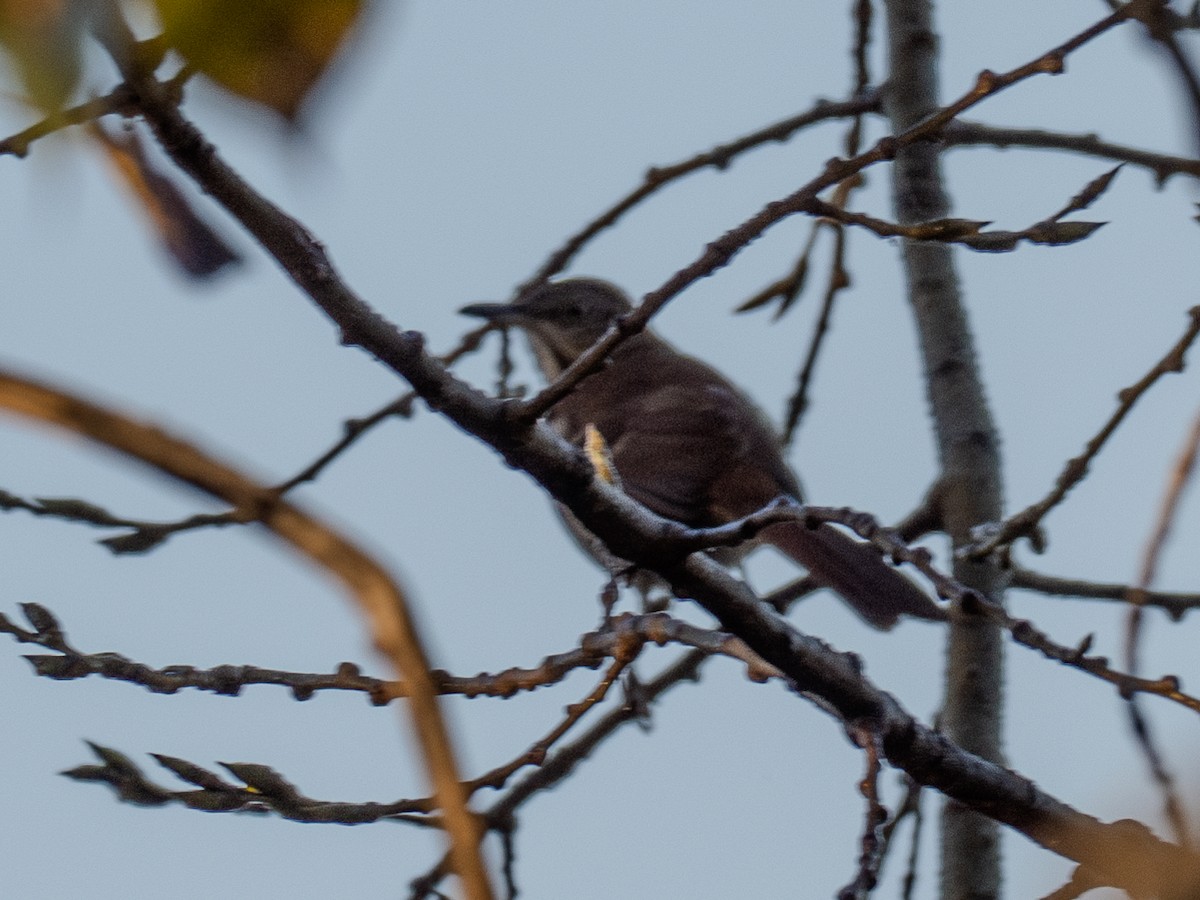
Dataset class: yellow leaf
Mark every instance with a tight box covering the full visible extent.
[153,0,365,119]
[0,0,84,112]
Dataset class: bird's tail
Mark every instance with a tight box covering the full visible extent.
[763,521,946,630]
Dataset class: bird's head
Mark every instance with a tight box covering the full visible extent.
[461,278,633,375]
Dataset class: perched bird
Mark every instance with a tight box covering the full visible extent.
[461,278,944,629]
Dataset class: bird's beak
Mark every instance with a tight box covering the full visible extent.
[459,301,523,323]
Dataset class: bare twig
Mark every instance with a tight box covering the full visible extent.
[1006,617,1200,715]
[0,323,494,555]
[647,497,1200,718]
[1125,0,1200,156]
[526,91,883,287]
[968,306,1200,558]
[891,479,947,542]
[673,498,1200,716]
[838,723,889,900]
[887,776,925,900]
[1123,406,1200,846]
[466,656,632,794]
[514,2,1139,426]
[3,606,782,702]
[410,648,712,898]
[677,500,1200,717]
[1011,566,1200,619]
[62,646,656,828]
[734,222,821,317]
[0,365,486,898]
[1126,700,1191,846]
[0,488,223,536]
[1126,407,1200,667]
[803,176,1112,252]
[942,120,1200,185]
[0,87,134,157]
[739,0,873,325]
[64,741,439,822]
[269,322,493,497]
[783,224,849,443]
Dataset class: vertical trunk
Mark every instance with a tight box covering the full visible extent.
[882,2,1008,897]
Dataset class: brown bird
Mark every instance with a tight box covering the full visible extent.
[462,277,944,629]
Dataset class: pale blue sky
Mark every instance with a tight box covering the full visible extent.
[3,3,1199,898]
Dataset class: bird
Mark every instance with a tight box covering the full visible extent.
[460,277,944,629]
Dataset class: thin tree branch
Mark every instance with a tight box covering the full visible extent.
[410,647,712,899]
[942,120,1200,185]
[1126,407,1200,668]
[838,723,888,900]
[526,91,883,287]
[888,775,926,900]
[783,223,848,443]
[64,741,440,822]
[1006,616,1200,715]
[1011,566,1200,618]
[0,366,487,899]
[803,174,1112,252]
[511,1,1138,427]
[2,605,781,702]
[1125,0,1200,156]
[0,323,494,555]
[1124,406,1200,847]
[63,650,651,827]
[969,305,1200,558]
[0,73,189,158]
[465,656,632,794]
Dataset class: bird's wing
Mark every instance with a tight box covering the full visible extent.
[602,381,786,525]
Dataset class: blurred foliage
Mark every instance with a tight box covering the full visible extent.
[0,1,362,281]
[0,0,87,112]
[91,121,241,279]
[0,1,366,119]
[152,0,366,119]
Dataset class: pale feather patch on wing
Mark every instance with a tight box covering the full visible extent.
[583,423,621,487]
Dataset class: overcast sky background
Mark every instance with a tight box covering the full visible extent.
[4,3,1200,898]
